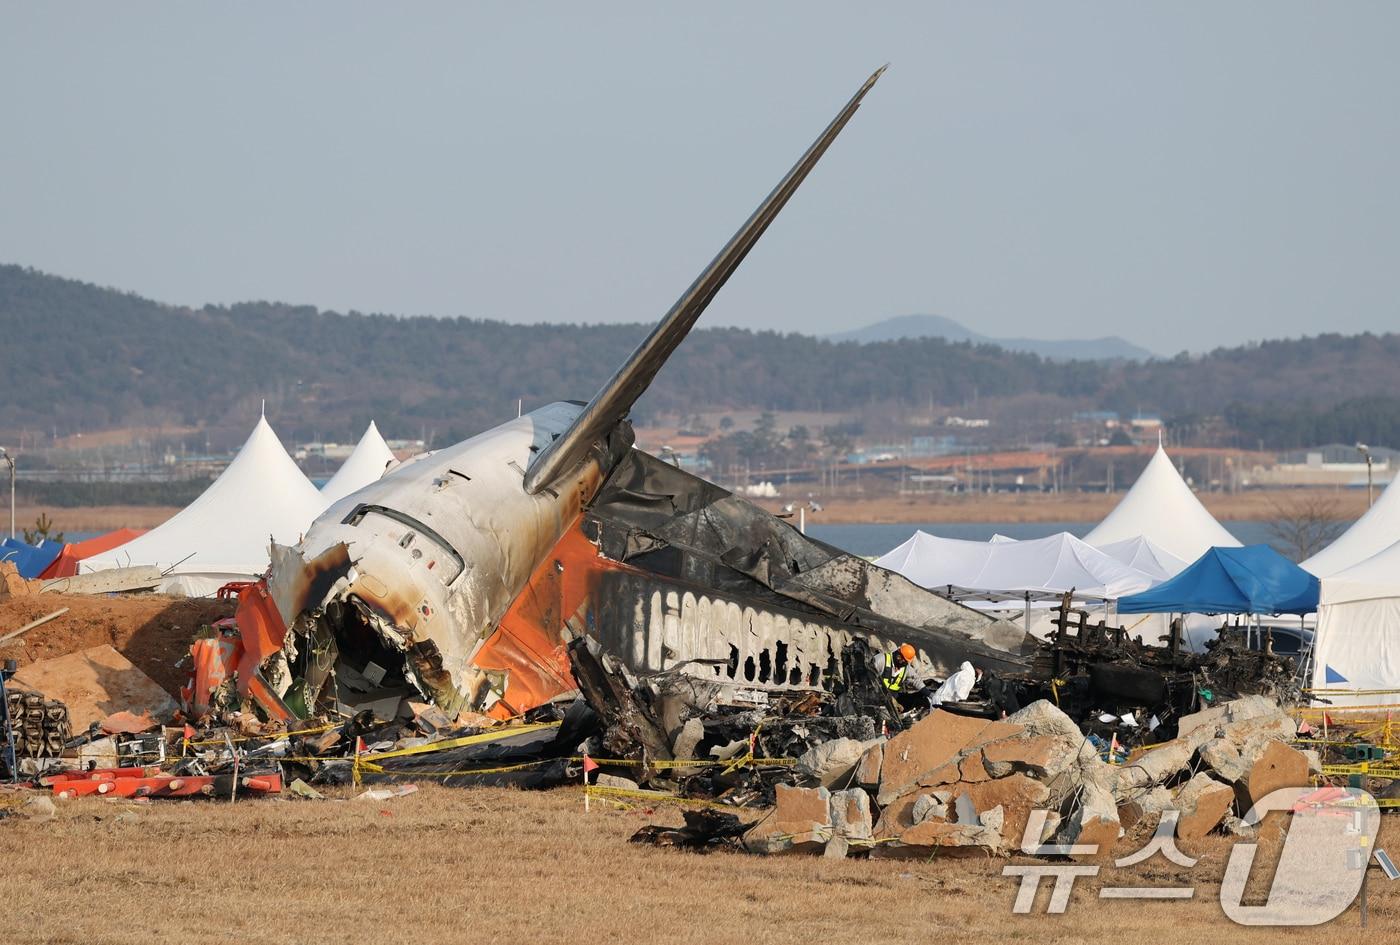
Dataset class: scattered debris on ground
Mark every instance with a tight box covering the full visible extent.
[0,585,1391,887]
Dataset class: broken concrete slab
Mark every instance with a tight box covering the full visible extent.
[1114,737,1195,798]
[40,566,162,595]
[1216,711,1298,747]
[1196,717,1308,810]
[1173,772,1235,841]
[1006,699,1085,740]
[742,784,833,855]
[999,700,1108,792]
[980,804,1005,834]
[1233,741,1309,810]
[872,818,1001,858]
[854,741,883,791]
[1177,695,1288,742]
[1198,737,1248,783]
[12,644,177,730]
[957,749,992,783]
[594,773,641,792]
[960,774,1050,847]
[1118,785,1173,830]
[875,710,1023,806]
[796,737,880,789]
[830,788,873,842]
[744,784,874,856]
[876,772,1049,853]
[981,735,1061,780]
[1057,768,1121,861]
[912,791,950,824]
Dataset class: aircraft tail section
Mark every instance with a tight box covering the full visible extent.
[524,66,886,494]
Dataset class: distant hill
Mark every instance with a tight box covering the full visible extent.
[4,263,1400,450]
[828,314,1157,361]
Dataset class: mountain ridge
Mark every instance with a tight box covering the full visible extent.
[4,263,1400,451]
[828,314,1157,361]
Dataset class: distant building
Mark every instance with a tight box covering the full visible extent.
[1072,410,1120,425]
[1277,443,1400,466]
[1251,445,1394,489]
[909,435,959,457]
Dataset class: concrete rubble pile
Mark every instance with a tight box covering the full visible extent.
[722,694,1316,861]
[558,632,1321,861]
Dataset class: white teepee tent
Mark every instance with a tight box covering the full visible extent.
[1301,474,1400,577]
[1312,538,1400,705]
[84,416,326,595]
[1083,446,1240,563]
[319,421,397,507]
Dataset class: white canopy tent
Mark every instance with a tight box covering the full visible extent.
[875,530,1156,602]
[83,416,326,596]
[1312,538,1400,707]
[1095,536,1189,582]
[1301,475,1400,577]
[319,421,397,507]
[1083,445,1240,563]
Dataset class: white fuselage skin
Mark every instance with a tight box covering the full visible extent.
[288,401,602,709]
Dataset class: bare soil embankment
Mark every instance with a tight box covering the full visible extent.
[0,592,233,696]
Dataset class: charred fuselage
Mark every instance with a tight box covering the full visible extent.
[243,68,1034,722]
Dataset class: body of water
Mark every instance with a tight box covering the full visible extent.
[806,520,1279,558]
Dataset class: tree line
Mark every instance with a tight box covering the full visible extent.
[3,263,1398,450]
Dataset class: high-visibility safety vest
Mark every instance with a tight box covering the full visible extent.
[881,653,906,692]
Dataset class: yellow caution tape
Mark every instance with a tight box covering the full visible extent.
[1303,688,1400,696]
[581,755,795,770]
[188,722,340,747]
[358,758,557,778]
[582,784,759,812]
[360,721,561,762]
[1321,763,1400,779]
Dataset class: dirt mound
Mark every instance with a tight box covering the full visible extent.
[0,593,233,697]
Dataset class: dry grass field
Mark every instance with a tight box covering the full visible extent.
[14,487,1369,536]
[13,504,182,533]
[2,784,1393,944]
[758,488,1370,525]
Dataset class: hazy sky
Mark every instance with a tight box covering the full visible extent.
[3,3,1398,354]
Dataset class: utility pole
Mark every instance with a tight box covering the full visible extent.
[0,448,13,539]
[1357,443,1375,507]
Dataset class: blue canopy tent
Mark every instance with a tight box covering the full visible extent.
[0,537,64,580]
[1118,545,1319,615]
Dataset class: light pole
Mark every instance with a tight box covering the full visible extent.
[1357,443,1374,508]
[0,448,12,539]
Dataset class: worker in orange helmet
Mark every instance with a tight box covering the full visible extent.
[880,643,922,703]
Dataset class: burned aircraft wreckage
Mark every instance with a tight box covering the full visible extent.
[198,67,1298,744]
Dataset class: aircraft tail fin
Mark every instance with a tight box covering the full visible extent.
[524,66,886,494]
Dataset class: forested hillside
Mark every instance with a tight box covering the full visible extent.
[3,263,1398,448]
